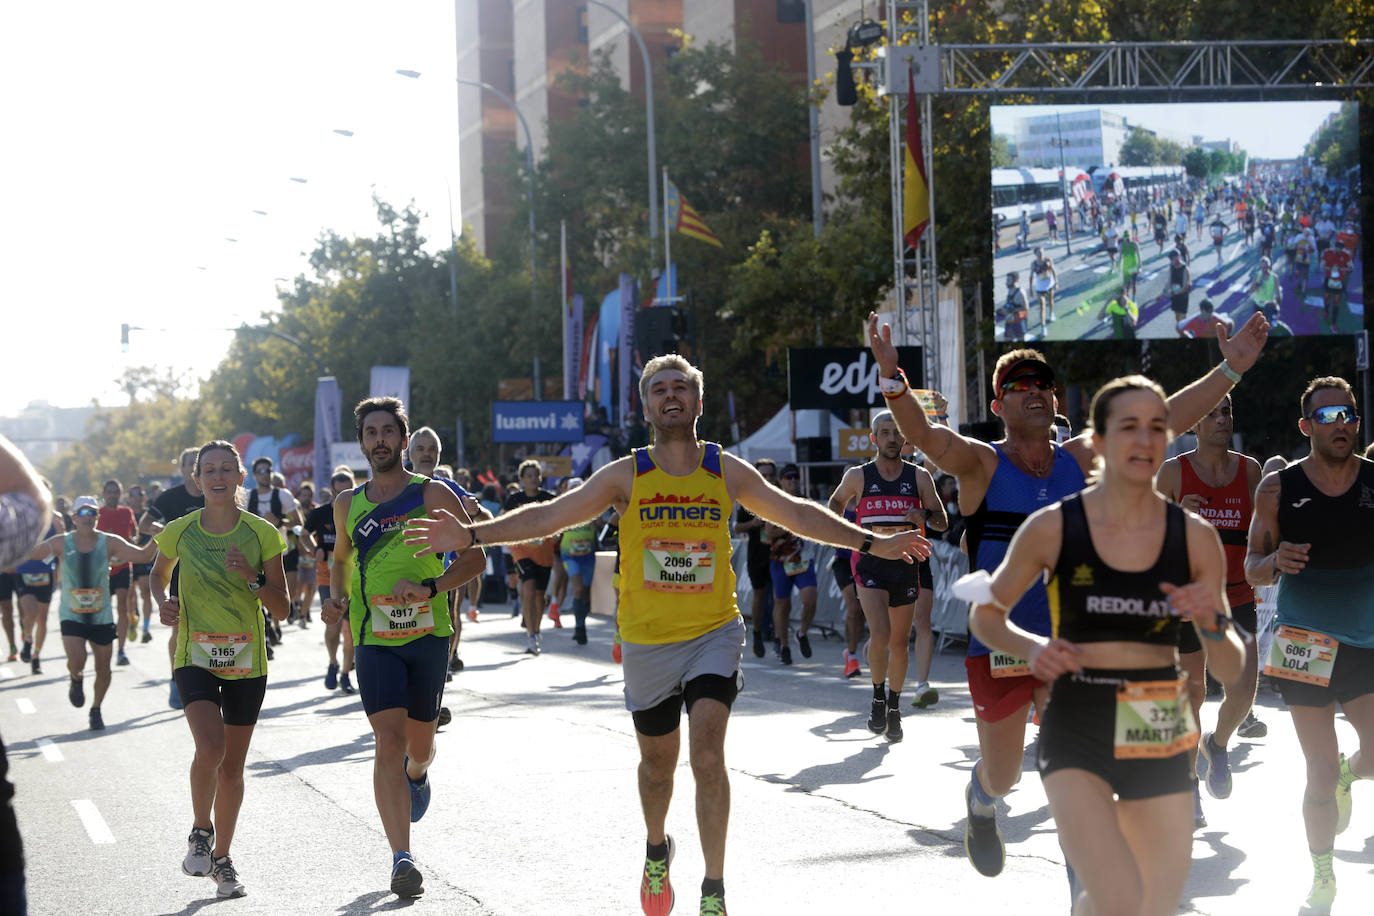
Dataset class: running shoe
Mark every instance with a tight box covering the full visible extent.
[1197,732,1233,799]
[339,672,356,694]
[69,677,85,708]
[448,655,462,674]
[30,657,40,675]
[1193,783,1207,830]
[127,622,138,643]
[89,707,104,731]
[780,645,793,666]
[797,634,812,659]
[885,707,903,743]
[751,630,765,659]
[549,602,563,628]
[390,850,423,898]
[169,679,183,710]
[843,651,860,679]
[867,697,887,734]
[467,607,479,623]
[404,755,431,823]
[640,834,675,916]
[20,640,31,663]
[5,648,14,662]
[613,639,623,665]
[141,630,153,644]
[211,855,246,898]
[117,650,130,666]
[911,683,939,709]
[574,625,588,645]
[183,826,215,877]
[325,663,339,691]
[699,892,727,915]
[1237,710,1268,739]
[298,614,309,630]
[1335,753,1356,835]
[964,783,1005,877]
[437,707,452,728]
[1302,859,1336,915]
[265,644,274,661]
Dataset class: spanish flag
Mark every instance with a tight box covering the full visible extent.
[666,179,723,247]
[902,72,930,250]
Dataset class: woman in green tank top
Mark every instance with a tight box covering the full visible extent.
[26,495,155,729]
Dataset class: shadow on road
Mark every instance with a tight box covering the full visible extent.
[760,742,893,793]
[334,890,420,913]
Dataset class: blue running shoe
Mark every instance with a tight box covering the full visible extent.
[169,679,183,710]
[324,663,338,691]
[1197,732,1233,799]
[404,755,431,823]
[390,850,423,898]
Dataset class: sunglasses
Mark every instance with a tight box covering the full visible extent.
[781,473,799,480]
[75,507,98,518]
[1308,405,1359,425]
[999,374,1054,394]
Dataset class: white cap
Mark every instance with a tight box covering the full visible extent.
[72,495,99,513]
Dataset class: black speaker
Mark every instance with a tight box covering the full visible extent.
[796,436,831,463]
[635,307,677,358]
[835,50,857,106]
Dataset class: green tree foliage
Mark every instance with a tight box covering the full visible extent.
[1120,127,1161,165]
[991,133,1015,168]
[1305,101,1359,176]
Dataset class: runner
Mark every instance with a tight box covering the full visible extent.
[764,464,819,667]
[555,477,599,645]
[27,495,156,729]
[998,272,1028,343]
[1156,396,1265,825]
[96,479,139,665]
[1120,231,1140,301]
[1099,291,1138,340]
[293,481,317,626]
[1165,248,1192,329]
[301,468,358,694]
[1177,299,1233,341]
[139,448,206,709]
[246,458,302,627]
[320,398,484,899]
[0,571,15,661]
[151,440,290,900]
[1030,247,1057,330]
[964,375,1244,916]
[504,460,557,655]
[731,459,777,658]
[15,484,63,676]
[865,309,1268,879]
[1210,213,1229,264]
[126,484,156,643]
[828,411,946,742]
[404,354,930,916]
[1244,377,1374,915]
[1245,257,1282,323]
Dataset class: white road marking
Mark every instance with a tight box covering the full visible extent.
[15,698,34,714]
[1093,266,1111,274]
[0,667,12,679]
[36,738,63,762]
[71,800,115,844]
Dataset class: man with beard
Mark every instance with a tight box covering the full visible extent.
[403,354,931,916]
[139,448,205,709]
[1246,377,1374,915]
[865,309,1269,881]
[828,411,946,742]
[320,398,484,899]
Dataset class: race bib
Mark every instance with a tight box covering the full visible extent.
[564,533,595,557]
[643,539,716,594]
[1113,677,1198,759]
[1264,626,1338,687]
[783,557,809,577]
[989,651,1030,679]
[21,572,50,587]
[369,595,436,639]
[69,588,104,613]
[190,631,256,677]
[1327,275,1344,290]
[871,524,912,536]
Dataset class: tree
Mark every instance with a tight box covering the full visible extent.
[991,133,1015,168]
[1120,128,1162,166]
[1182,147,1211,181]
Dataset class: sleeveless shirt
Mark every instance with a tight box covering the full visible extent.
[1178,454,1254,607]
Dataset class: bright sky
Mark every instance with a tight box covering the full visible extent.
[0,2,460,416]
[991,100,1344,161]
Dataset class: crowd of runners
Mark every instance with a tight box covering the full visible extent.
[3,304,1374,915]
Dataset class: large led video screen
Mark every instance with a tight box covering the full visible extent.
[990,101,1362,341]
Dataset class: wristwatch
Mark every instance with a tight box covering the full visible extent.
[421,577,439,599]
[858,532,875,555]
[248,571,266,593]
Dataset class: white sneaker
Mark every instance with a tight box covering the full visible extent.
[526,634,540,656]
[211,855,246,898]
[182,826,214,877]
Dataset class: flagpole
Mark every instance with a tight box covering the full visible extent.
[662,168,673,301]
[561,220,570,400]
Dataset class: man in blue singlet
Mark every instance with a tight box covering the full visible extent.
[866,310,1271,885]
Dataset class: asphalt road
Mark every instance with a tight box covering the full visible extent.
[3,599,1372,915]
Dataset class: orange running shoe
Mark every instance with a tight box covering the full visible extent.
[640,835,675,915]
[843,651,860,679]
[549,602,563,628]
[466,607,479,623]
[613,632,623,665]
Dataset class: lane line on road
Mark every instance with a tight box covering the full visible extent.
[36,738,63,762]
[71,800,115,844]
[16,698,35,714]
[0,667,13,679]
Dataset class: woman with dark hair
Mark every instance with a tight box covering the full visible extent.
[964,376,1245,915]
[152,440,289,900]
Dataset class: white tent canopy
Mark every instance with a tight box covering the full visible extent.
[727,407,849,464]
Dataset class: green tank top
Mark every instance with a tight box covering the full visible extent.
[560,522,597,558]
[59,532,111,625]
[154,510,286,679]
[345,476,448,647]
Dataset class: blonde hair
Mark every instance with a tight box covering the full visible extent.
[638,354,704,403]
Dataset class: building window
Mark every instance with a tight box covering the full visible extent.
[577,7,588,43]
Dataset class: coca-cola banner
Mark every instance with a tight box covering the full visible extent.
[787,347,924,409]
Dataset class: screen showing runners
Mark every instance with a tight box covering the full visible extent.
[990,100,1363,341]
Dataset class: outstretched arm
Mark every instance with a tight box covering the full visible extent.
[1165,311,1269,436]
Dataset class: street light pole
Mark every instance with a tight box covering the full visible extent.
[1053,112,1073,256]
[584,0,658,243]
[400,68,543,399]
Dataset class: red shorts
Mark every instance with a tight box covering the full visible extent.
[965,654,1044,723]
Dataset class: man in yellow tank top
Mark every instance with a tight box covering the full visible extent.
[406,355,931,916]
